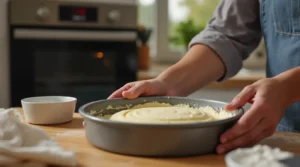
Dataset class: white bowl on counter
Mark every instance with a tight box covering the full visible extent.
[21,96,77,125]
[225,145,294,167]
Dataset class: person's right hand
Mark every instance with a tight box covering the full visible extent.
[108,78,177,99]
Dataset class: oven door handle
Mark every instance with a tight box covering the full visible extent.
[14,29,137,41]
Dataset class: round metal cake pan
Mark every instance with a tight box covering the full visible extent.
[79,96,244,157]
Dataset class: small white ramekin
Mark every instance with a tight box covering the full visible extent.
[21,96,77,125]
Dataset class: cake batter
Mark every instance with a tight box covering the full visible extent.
[109,102,233,124]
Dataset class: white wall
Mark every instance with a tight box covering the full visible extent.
[0,0,9,108]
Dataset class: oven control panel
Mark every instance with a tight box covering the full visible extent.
[59,5,98,23]
[107,10,121,23]
[9,0,137,29]
[36,6,51,20]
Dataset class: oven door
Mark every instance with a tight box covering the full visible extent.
[10,28,137,108]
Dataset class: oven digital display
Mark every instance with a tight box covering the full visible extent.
[59,5,98,22]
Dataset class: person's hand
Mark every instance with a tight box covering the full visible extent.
[108,78,177,99]
[216,78,293,154]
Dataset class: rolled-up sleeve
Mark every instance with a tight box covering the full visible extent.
[188,0,262,81]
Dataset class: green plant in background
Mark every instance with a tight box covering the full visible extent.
[169,0,220,49]
[170,18,205,49]
[180,0,221,26]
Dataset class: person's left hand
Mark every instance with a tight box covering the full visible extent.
[216,77,293,154]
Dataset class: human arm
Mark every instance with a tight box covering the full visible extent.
[108,45,224,98]
[155,45,225,96]
[109,0,262,99]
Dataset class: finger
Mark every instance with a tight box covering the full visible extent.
[108,83,133,99]
[225,85,256,111]
[248,96,258,104]
[217,118,267,154]
[122,82,147,99]
[82,121,85,128]
[220,100,264,143]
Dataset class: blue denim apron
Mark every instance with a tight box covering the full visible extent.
[261,0,300,132]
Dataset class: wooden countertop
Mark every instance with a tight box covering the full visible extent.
[19,109,300,167]
[137,63,266,89]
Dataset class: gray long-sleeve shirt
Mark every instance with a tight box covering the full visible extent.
[188,0,262,81]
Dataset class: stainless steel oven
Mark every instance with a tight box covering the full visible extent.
[8,0,138,109]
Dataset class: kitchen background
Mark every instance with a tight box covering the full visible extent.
[0,0,266,109]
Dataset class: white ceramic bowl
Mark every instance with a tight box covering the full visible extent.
[21,96,77,125]
[224,145,294,167]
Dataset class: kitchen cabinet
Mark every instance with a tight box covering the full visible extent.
[0,0,9,108]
